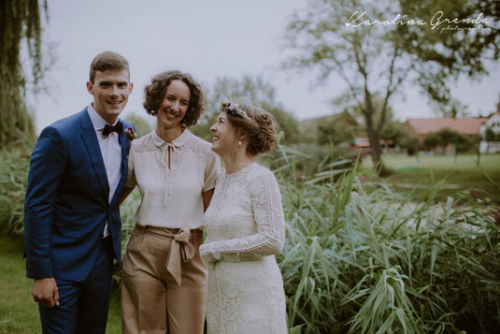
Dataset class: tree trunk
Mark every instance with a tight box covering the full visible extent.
[364,108,385,174]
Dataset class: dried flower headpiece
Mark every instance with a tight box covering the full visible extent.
[220,100,251,120]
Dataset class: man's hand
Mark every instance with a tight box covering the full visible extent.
[32,278,59,308]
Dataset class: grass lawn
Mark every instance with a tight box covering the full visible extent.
[361,153,500,202]
[0,237,122,334]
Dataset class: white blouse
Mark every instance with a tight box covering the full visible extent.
[126,129,220,229]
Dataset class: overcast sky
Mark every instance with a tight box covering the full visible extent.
[30,0,500,132]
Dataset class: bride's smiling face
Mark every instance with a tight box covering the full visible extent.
[210,112,238,155]
[157,80,190,131]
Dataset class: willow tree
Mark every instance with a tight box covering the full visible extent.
[0,0,47,147]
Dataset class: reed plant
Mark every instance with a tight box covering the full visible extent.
[2,143,499,333]
[116,145,499,333]
[276,146,500,333]
[0,144,31,238]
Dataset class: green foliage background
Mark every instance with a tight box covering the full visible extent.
[0,0,47,147]
[2,1,500,333]
[3,143,500,333]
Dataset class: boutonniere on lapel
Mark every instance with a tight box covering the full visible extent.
[125,127,138,142]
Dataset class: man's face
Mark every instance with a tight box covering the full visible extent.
[86,69,133,124]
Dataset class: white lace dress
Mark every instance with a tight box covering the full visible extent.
[200,163,287,334]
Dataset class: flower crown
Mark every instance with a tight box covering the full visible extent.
[220,100,251,120]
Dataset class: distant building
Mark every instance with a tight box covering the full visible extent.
[404,117,488,142]
[300,112,359,144]
[479,113,500,153]
[352,136,393,150]
[403,117,489,154]
[353,136,370,148]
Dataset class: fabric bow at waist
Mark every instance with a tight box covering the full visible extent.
[136,225,197,286]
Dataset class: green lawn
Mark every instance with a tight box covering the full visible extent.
[0,237,121,334]
[362,153,500,201]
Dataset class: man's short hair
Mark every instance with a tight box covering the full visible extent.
[89,51,129,83]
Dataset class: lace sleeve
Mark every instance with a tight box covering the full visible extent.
[125,141,136,188]
[200,170,286,263]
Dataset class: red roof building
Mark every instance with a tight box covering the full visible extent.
[404,117,488,141]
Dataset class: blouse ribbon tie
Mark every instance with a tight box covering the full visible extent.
[165,228,195,286]
[160,143,176,206]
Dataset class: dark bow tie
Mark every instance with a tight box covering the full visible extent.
[102,121,123,137]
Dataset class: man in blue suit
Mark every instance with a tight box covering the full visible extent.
[24,51,135,333]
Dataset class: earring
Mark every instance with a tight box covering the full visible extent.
[238,140,242,147]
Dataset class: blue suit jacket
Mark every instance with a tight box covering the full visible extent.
[24,108,133,282]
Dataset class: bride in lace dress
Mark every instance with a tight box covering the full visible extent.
[200,101,287,334]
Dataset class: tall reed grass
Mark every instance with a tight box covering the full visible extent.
[2,144,499,333]
[275,146,499,333]
[0,145,31,238]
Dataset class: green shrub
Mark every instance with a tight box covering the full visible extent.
[270,143,363,181]
[3,143,499,333]
[117,151,500,333]
[278,168,500,333]
[0,145,32,238]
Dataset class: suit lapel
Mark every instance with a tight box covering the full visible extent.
[80,109,110,202]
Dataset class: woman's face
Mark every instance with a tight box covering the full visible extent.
[210,112,239,155]
[156,80,190,130]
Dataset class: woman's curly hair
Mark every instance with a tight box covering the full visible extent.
[224,102,278,156]
[143,70,206,127]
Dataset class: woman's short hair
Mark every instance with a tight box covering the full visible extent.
[143,70,205,127]
[224,102,278,156]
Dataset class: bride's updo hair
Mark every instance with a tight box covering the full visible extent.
[224,102,277,156]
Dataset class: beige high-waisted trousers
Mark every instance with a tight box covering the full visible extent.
[121,225,207,334]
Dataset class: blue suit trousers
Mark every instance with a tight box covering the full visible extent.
[38,237,114,334]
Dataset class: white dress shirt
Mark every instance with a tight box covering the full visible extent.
[87,104,122,237]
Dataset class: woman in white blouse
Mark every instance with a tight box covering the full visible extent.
[119,71,220,334]
[200,101,287,333]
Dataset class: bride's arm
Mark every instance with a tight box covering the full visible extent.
[200,171,285,263]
